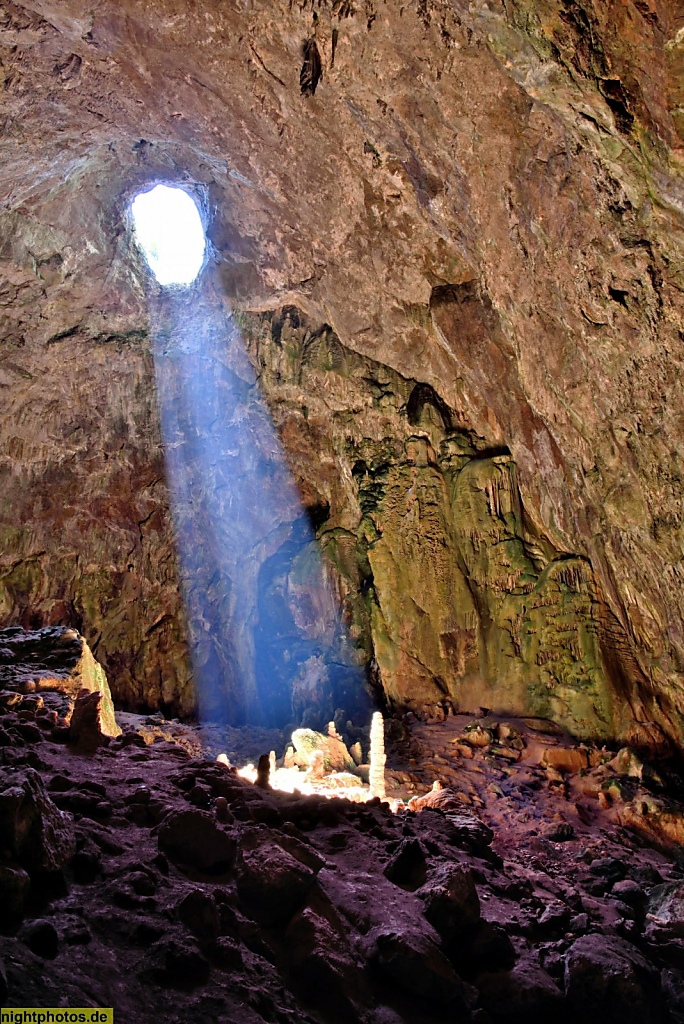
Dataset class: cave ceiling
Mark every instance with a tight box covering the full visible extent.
[0,0,683,745]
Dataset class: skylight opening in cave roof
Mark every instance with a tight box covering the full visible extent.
[131,184,206,287]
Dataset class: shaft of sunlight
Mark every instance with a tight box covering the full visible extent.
[133,181,369,730]
[147,298,368,730]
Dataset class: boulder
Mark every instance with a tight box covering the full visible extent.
[211,936,243,970]
[68,691,111,752]
[589,856,627,884]
[160,939,211,988]
[496,722,525,750]
[129,871,157,896]
[0,863,31,920]
[446,812,495,855]
[419,864,481,943]
[540,747,589,773]
[646,881,684,940]
[0,627,120,737]
[156,809,235,874]
[383,838,427,890]
[291,728,355,772]
[564,933,666,1023]
[476,957,564,1020]
[371,927,466,1006]
[536,900,572,934]
[285,907,363,1017]
[21,919,59,959]
[542,820,576,842]
[408,784,464,814]
[619,796,684,848]
[236,829,316,925]
[176,888,220,940]
[407,801,494,856]
[468,922,517,972]
[268,828,327,874]
[0,767,76,872]
[612,879,647,910]
[662,969,684,1022]
[611,747,647,778]
[461,724,493,748]
[569,913,589,934]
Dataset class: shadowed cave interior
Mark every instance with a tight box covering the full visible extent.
[1,1,684,1022]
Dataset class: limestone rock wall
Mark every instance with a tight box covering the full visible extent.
[0,0,681,744]
[242,307,661,743]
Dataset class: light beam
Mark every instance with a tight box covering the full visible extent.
[132,180,370,732]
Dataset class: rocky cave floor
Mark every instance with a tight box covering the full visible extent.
[2,695,684,1024]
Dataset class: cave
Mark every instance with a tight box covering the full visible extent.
[1,1,684,1021]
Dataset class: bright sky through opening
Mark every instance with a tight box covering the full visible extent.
[131,184,206,286]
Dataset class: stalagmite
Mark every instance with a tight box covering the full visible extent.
[255,753,271,789]
[369,711,386,800]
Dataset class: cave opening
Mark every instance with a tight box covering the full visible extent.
[130,183,206,286]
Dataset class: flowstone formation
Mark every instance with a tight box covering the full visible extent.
[0,0,681,748]
[241,305,661,745]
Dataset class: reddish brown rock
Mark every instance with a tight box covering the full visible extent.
[383,838,427,890]
[0,767,76,873]
[159,939,211,989]
[20,920,59,960]
[156,809,235,874]
[0,628,120,738]
[476,956,564,1019]
[541,747,590,774]
[0,0,680,749]
[235,829,316,925]
[419,863,481,944]
[175,888,221,940]
[646,880,684,940]
[1,691,684,1024]
[0,863,30,920]
[564,933,666,1023]
[68,691,111,752]
[408,784,465,813]
[285,907,365,1019]
[371,926,467,1006]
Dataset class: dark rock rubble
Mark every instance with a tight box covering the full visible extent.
[1,689,684,1023]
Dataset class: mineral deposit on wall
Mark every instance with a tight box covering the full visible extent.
[0,0,682,745]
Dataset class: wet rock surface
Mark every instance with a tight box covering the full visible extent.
[1,694,684,1022]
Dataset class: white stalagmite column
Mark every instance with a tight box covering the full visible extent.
[369,711,386,800]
